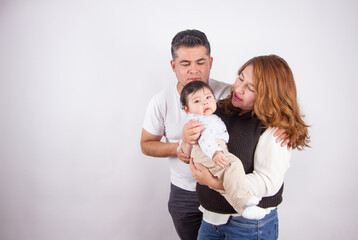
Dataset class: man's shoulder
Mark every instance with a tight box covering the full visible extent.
[208,78,231,88]
[208,78,232,100]
[149,84,177,103]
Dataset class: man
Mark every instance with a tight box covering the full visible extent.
[140,29,231,240]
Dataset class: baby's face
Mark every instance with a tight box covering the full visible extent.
[184,87,217,116]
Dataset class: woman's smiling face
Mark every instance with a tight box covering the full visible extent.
[231,64,257,114]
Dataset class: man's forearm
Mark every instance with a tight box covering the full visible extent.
[141,141,179,157]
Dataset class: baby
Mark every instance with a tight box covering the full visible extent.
[179,80,265,219]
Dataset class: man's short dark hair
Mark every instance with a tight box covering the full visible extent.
[171,29,211,60]
[180,81,215,108]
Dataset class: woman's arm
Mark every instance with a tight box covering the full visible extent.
[246,127,292,197]
[189,127,291,195]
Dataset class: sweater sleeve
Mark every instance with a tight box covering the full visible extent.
[245,127,291,197]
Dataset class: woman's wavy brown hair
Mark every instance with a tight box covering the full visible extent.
[219,54,310,150]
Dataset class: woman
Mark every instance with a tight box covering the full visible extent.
[187,54,310,239]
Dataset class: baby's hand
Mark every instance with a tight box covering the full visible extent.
[212,151,227,169]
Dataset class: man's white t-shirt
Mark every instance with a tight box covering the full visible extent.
[143,78,231,191]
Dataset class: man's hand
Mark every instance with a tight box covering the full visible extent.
[274,128,291,150]
[212,151,227,169]
[177,151,190,164]
[182,119,203,145]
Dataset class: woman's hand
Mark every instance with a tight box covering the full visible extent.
[182,120,203,145]
[190,158,224,190]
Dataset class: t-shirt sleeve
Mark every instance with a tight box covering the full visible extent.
[209,79,232,101]
[142,94,165,136]
[245,127,291,197]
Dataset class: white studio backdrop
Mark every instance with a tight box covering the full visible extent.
[0,0,357,239]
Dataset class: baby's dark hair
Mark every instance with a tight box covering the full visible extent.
[180,81,215,107]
